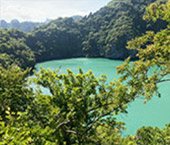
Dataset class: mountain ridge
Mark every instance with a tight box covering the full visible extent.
[0,0,168,69]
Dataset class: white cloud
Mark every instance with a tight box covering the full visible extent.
[1,6,45,22]
[0,0,111,22]
[1,0,47,22]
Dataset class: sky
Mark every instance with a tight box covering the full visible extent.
[0,0,111,22]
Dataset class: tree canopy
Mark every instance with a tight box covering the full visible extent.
[0,29,35,69]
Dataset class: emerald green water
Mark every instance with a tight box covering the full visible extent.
[36,58,170,136]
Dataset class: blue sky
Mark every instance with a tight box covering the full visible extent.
[0,0,111,22]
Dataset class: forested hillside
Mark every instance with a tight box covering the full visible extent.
[0,0,167,69]
[82,0,167,58]
[27,18,84,62]
[27,0,167,63]
[0,29,35,69]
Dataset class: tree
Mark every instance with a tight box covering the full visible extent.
[118,0,170,143]
[117,0,170,102]
[31,67,128,144]
[0,65,33,121]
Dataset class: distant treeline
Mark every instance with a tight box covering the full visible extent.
[0,16,82,32]
[0,19,42,32]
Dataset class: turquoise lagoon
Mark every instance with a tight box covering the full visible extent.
[35,58,170,136]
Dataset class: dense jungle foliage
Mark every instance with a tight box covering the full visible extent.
[0,29,36,69]
[0,0,168,69]
[0,0,170,144]
[27,0,167,62]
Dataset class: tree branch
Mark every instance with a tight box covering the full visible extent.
[66,130,100,145]
[85,94,139,135]
[84,104,123,134]
[157,79,170,84]
[88,102,115,113]
[58,120,70,128]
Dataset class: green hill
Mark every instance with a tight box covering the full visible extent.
[27,0,166,63]
[0,0,167,68]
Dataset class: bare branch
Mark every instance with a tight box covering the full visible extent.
[58,120,70,128]
[66,130,77,134]
[157,79,170,84]
[66,130,100,145]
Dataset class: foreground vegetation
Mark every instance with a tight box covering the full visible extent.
[0,0,170,144]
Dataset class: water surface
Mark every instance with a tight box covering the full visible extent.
[36,58,170,136]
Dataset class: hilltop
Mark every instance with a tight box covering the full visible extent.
[0,0,167,68]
